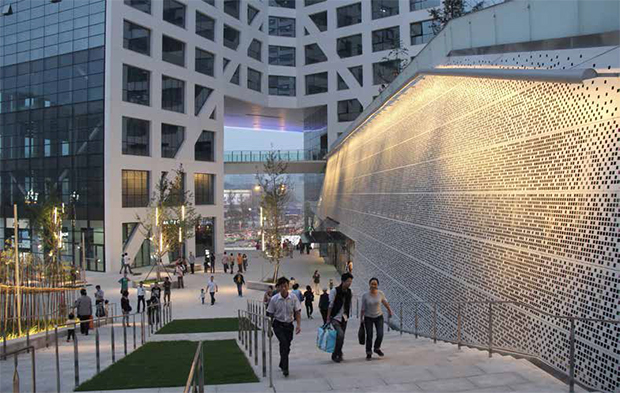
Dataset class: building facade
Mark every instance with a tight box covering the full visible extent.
[318,0,620,391]
[1,0,443,271]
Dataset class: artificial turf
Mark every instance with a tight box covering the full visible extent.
[75,339,258,391]
[155,317,244,334]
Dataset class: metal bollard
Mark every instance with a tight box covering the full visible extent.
[95,322,101,374]
[111,319,115,363]
[268,318,273,388]
[55,327,60,393]
[249,314,253,358]
[3,328,7,360]
[433,303,438,344]
[199,342,205,393]
[399,302,403,335]
[488,303,493,358]
[262,317,267,377]
[356,298,359,319]
[238,310,242,341]
[414,303,419,339]
[26,318,30,353]
[73,322,79,388]
[457,303,462,350]
[133,314,137,350]
[123,320,128,356]
[45,315,49,348]
[569,319,576,393]
[254,314,259,366]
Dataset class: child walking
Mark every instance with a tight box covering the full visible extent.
[66,313,77,342]
[200,288,206,304]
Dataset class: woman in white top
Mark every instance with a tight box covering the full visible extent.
[360,277,392,360]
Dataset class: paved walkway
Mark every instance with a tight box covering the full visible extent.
[1,250,587,392]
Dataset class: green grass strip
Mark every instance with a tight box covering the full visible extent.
[155,317,241,334]
[75,339,258,391]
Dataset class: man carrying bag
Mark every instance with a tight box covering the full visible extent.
[326,273,353,363]
[266,277,301,377]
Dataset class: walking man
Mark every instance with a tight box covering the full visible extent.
[74,288,92,335]
[189,251,196,274]
[237,253,243,273]
[163,277,171,304]
[94,285,105,318]
[119,252,135,275]
[326,273,353,363]
[222,252,229,274]
[207,276,218,305]
[137,281,146,312]
[118,273,131,294]
[266,277,301,377]
[175,263,184,288]
[210,252,216,273]
[233,272,246,297]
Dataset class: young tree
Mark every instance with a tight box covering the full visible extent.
[429,0,485,34]
[136,165,200,280]
[378,41,411,93]
[256,150,291,282]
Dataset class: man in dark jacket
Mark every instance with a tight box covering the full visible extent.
[318,289,330,324]
[74,288,93,335]
[233,272,245,297]
[326,273,353,363]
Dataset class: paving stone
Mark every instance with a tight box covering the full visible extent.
[416,377,478,392]
[467,372,528,388]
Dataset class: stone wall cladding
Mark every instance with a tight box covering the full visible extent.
[319,47,620,392]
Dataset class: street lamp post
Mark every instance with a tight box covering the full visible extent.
[70,191,80,268]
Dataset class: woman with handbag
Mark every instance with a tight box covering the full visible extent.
[360,278,392,360]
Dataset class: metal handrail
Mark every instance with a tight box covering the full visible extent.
[5,345,36,393]
[352,296,618,393]
[183,341,204,393]
[223,148,328,163]
[238,307,273,388]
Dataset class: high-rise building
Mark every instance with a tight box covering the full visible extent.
[0,0,443,271]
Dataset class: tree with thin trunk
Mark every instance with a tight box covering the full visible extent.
[429,0,485,34]
[256,150,290,282]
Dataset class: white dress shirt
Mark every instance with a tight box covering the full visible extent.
[267,292,301,323]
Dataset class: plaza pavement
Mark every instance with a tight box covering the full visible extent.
[1,250,588,392]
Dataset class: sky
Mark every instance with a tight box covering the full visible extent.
[224,127,304,151]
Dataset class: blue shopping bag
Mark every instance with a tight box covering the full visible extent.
[317,323,337,353]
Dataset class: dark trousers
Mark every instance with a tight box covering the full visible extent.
[210,263,215,273]
[272,320,294,371]
[67,329,75,341]
[78,315,90,335]
[364,315,384,354]
[237,284,243,297]
[190,263,195,274]
[320,309,328,324]
[238,264,243,273]
[224,264,228,273]
[164,291,171,303]
[209,292,216,305]
[137,296,145,313]
[305,303,313,318]
[332,319,347,357]
[177,277,184,288]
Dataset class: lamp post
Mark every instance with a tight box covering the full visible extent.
[24,189,38,255]
[70,191,80,268]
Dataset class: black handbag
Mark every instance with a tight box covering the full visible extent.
[358,322,365,345]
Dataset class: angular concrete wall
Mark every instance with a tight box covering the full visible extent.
[318,49,620,391]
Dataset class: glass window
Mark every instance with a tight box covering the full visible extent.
[161,123,185,158]
[203,0,215,5]
[309,11,327,32]
[337,3,361,28]
[195,131,215,162]
[372,26,400,52]
[337,73,349,90]
[269,16,295,37]
[195,173,215,205]
[269,0,296,9]
[372,0,399,19]
[269,75,296,96]
[305,72,328,95]
[247,39,262,62]
[195,84,213,116]
[230,65,240,85]
[195,48,215,76]
[247,67,262,92]
[305,0,326,5]
[304,43,327,65]
[248,5,260,25]
[196,11,215,41]
[224,0,240,19]
[124,0,151,14]
[122,170,150,207]
[223,58,231,71]
[123,21,150,56]
[223,25,240,50]
[269,45,296,67]
[162,35,185,67]
[349,65,363,86]
[337,34,362,58]
[163,0,186,28]
[122,117,150,156]
[123,64,150,106]
[373,60,400,85]
[410,0,441,11]
[337,99,363,122]
[410,20,435,45]
[162,75,185,113]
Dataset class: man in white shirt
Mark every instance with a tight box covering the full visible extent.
[136,282,146,312]
[326,272,354,363]
[267,277,301,377]
[206,276,218,305]
[189,252,196,274]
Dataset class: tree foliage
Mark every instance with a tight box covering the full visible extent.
[256,150,290,282]
[378,40,411,93]
[429,0,485,34]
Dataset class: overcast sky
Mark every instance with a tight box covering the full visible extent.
[224,127,304,151]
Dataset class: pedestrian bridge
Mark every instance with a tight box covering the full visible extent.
[224,149,327,174]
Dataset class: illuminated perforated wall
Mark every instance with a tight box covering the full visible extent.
[318,46,620,392]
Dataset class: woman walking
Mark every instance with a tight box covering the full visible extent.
[303,286,314,319]
[312,270,321,294]
[361,278,393,360]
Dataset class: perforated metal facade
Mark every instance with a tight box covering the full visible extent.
[318,46,620,392]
